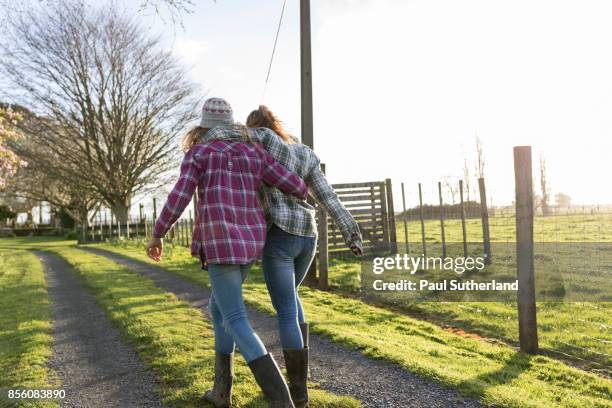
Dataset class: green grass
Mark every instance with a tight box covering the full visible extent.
[89,241,612,408]
[0,248,58,408]
[35,243,360,408]
[329,213,612,370]
[324,253,612,371]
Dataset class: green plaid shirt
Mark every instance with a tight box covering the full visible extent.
[201,125,362,247]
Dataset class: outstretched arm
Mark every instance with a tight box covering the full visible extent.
[306,159,363,254]
[149,148,204,260]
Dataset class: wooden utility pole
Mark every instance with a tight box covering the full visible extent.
[300,0,314,149]
[301,0,318,285]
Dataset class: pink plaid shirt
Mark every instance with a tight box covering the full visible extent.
[153,140,308,265]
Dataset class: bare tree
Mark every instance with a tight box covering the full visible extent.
[475,134,485,179]
[443,176,458,205]
[0,1,200,222]
[1,0,197,29]
[539,154,551,216]
[140,0,196,27]
[462,156,471,202]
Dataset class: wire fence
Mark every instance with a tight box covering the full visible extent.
[74,168,611,377]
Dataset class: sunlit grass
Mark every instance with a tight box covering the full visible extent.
[0,249,58,408]
[90,241,612,408]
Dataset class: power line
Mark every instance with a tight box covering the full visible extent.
[262,0,287,102]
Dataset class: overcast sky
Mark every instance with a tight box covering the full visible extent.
[17,0,612,213]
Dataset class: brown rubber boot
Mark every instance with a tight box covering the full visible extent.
[248,353,295,408]
[203,352,234,407]
[283,348,309,408]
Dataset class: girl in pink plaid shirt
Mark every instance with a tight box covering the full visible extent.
[146,98,304,407]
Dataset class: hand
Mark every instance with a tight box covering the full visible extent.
[350,240,363,257]
[146,238,163,262]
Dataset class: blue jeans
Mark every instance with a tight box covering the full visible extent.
[262,225,317,350]
[207,263,267,363]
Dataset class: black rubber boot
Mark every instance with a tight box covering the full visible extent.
[299,322,309,348]
[283,348,309,408]
[203,352,234,407]
[248,353,295,408]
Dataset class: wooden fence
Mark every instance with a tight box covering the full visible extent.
[318,179,397,256]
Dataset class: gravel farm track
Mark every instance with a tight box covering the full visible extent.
[81,247,483,408]
[36,251,164,408]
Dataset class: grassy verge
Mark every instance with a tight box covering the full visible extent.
[89,241,612,408]
[323,255,611,371]
[0,248,58,408]
[43,244,360,407]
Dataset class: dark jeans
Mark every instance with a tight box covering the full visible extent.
[262,225,317,349]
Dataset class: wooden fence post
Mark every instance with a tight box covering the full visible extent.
[459,180,468,257]
[401,182,409,254]
[514,146,539,354]
[98,212,102,241]
[153,198,157,222]
[438,181,447,259]
[478,177,492,264]
[379,181,390,252]
[193,192,198,219]
[385,179,398,253]
[418,183,427,257]
[189,210,193,246]
[318,164,329,289]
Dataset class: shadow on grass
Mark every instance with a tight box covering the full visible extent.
[457,351,532,398]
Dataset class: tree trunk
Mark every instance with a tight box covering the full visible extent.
[79,206,89,228]
[111,200,130,224]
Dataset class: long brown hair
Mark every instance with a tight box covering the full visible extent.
[246,105,294,144]
[181,126,210,151]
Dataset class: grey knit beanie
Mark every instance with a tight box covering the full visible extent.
[200,97,234,128]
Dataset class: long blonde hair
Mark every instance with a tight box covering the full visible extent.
[181,126,210,151]
[246,105,294,144]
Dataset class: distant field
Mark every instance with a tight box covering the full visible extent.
[395,213,612,244]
